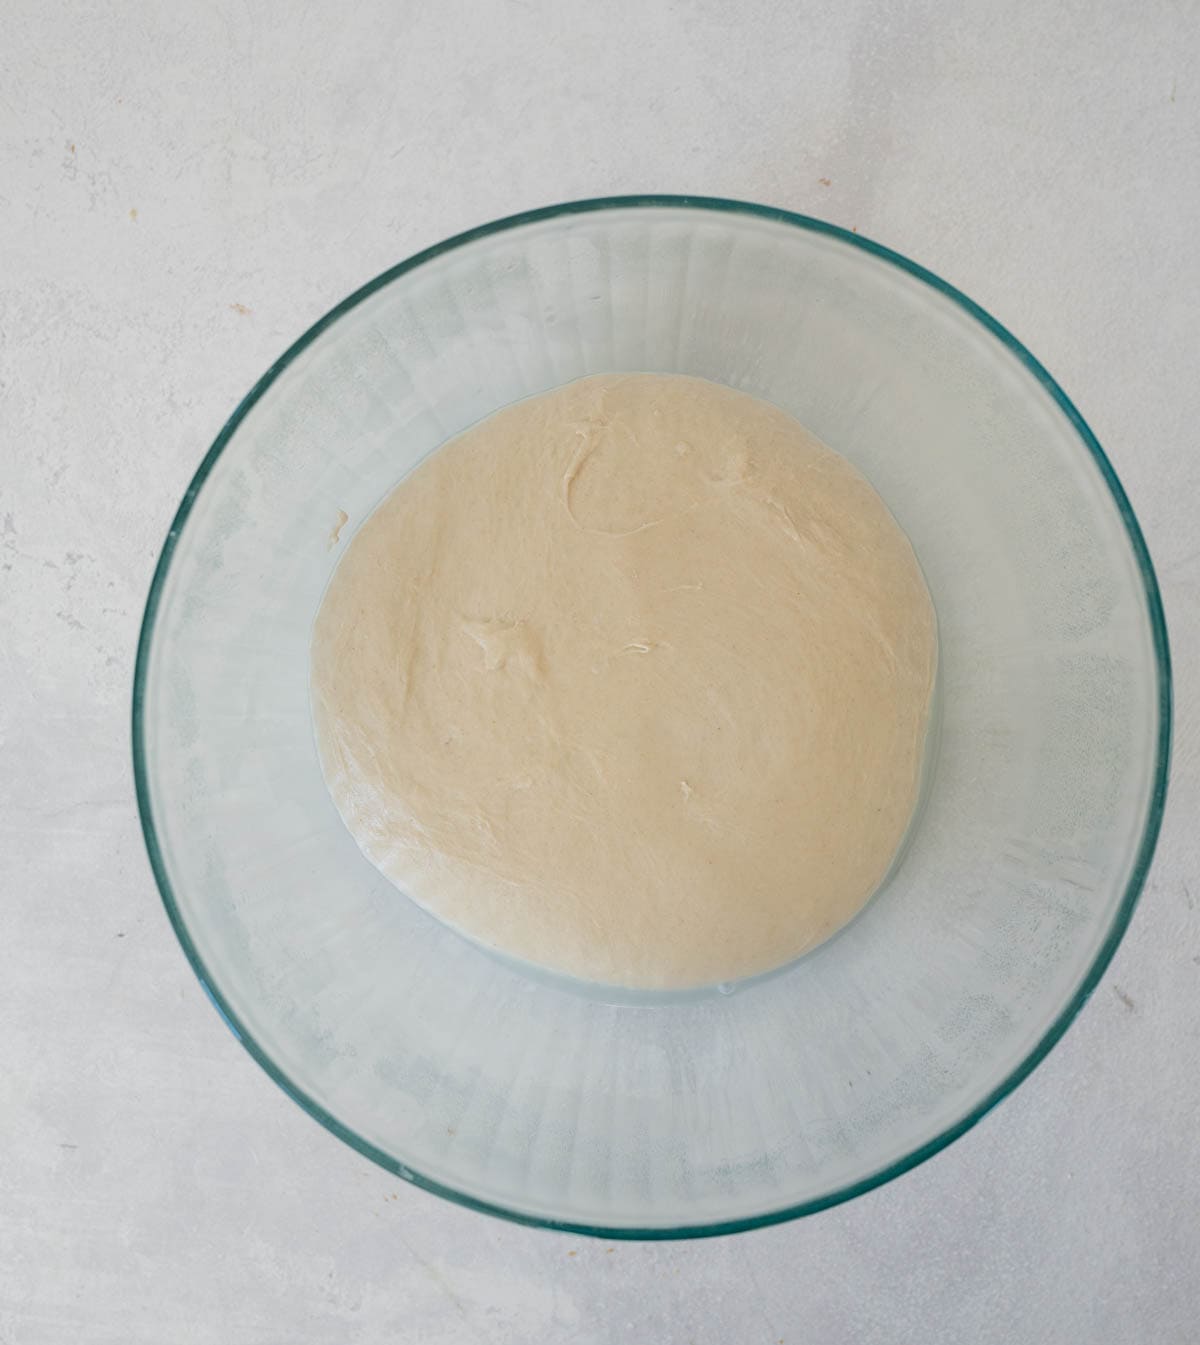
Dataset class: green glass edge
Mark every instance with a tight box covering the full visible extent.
[131,194,1173,1241]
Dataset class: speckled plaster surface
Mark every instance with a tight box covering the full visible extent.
[2,2,1198,1341]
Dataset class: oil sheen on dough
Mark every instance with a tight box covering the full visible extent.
[311,374,937,989]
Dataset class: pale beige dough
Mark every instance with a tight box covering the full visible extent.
[311,374,936,989]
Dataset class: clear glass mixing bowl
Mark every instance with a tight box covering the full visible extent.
[134,198,1170,1237]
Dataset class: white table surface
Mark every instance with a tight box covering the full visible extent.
[4,1,1199,1340]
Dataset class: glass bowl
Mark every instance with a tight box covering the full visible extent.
[133,197,1170,1238]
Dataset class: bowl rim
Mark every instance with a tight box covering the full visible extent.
[132,194,1173,1240]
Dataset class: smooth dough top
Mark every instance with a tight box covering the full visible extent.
[311,374,936,989]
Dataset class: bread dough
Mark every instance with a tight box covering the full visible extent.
[311,374,936,989]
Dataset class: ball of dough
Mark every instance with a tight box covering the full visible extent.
[311,374,936,989]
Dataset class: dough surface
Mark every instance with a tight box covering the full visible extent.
[311,374,936,989]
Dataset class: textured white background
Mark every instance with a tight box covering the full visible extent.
[3,1,1199,1340]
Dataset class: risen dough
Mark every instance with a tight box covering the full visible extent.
[311,374,936,989]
